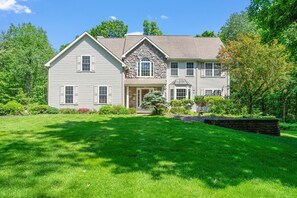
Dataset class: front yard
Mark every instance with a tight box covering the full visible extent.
[0,115,296,197]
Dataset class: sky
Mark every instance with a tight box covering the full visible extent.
[0,0,251,51]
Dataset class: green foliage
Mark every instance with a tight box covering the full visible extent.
[196,30,216,37]
[219,11,258,43]
[59,108,78,114]
[89,20,128,38]
[3,101,24,115]
[170,107,191,115]
[47,106,59,114]
[59,43,70,52]
[181,99,194,110]
[112,105,130,115]
[28,104,50,115]
[194,96,207,107]
[143,20,163,35]
[218,34,292,114]
[0,23,55,104]
[170,100,182,107]
[0,104,6,116]
[128,108,136,114]
[141,91,167,115]
[99,105,114,115]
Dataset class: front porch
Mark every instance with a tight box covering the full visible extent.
[124,79,166,112]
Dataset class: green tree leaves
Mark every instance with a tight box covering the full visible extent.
[143,20,163,36]
[89,20,128,38]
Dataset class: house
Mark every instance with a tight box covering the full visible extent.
[45,32,229,112]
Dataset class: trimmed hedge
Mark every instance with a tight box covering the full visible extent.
[3,101,24,115]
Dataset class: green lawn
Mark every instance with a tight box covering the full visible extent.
[0,115,296,197]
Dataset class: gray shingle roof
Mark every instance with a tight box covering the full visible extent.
[98,35,224,60]
[170,78,191,85]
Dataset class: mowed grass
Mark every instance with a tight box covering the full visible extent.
[0,115,296,197]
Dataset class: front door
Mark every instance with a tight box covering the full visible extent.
[137,88,154,109]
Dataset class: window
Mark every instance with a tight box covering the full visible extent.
[82,56,91,71]
[138,58,153,77]
[99,86,108,104]
[65,86,74,104]
[205,89,222,96]
[176,89,187,100]
[186,63,194,76]
[171,62,178,76]
[204,63,222,77]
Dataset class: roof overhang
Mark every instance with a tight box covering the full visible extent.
[45,32,126,67]
[122,37,170,59]
[124,78,166,86]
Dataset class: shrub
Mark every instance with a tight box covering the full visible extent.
[181,99,194,110]
[99,105,113,115]
[3,101,24,115]
[128,108,137,114]
[78,108,90,114]
[47,106,59,114]
[170,100,182,107]
[59,108,78,114]
[194,96,207,107]
[0,104,6,116]
[170,107,191,115]
[112,105,129,115]
[89,109,98,114]
[152,107,167,115]
[28,104,49,115]
[141,91,167,115]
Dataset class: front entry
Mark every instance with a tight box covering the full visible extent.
[136,88,154,110]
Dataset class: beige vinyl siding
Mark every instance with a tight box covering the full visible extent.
[48,35,123,109]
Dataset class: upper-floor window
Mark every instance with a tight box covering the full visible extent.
[137,58,154,77]
[65,86,74,104]
[171,62,178,76]
[82,56,91,71]
[205,89,222,96]
[186,62,194,76]
[205,63,222,77]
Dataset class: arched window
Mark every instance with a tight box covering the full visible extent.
[137,57,154,77]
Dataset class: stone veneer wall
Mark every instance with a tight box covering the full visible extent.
[123,40,167,78]
[129,87,136,108]
[204,118,280,136]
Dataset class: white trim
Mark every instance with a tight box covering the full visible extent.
[45,32,126,67]
[64,85,75,104]
[203,88,223,96]
[137,59,154,77]
[203,62,223,78]
[81,55,91,72]
[122,37,169,58]
[136,88,154,109]
[174,86,191,100]
[126,86,129,108]
[98,85,109,105]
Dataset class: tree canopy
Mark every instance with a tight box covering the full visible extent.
[0,23,55,104]
[89,19,128,38]
[143,20,163,35]
[195,30,216,37]
[219,11,258,43]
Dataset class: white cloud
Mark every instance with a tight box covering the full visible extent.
[126,32,143,36]
[0,0,31,13]
[160,15,168,20]
[109,15,117,20]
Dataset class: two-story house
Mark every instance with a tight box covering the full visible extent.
[45,32,229,112]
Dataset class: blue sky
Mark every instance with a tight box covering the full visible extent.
[0,0,250,50]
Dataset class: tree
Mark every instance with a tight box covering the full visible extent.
[0,23,55,104]
[219,11,258,43]
[217,34,292,114]
[141,91,167,115]
[89,20,128,38]
[196,30,216,37]
[59,43,69,51]
[143,20,163,35]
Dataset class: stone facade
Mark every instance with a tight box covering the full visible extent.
[128,87,137,108]
[123,40,167,79]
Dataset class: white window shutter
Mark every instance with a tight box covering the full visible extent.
[77,56,82,72]
[74,86,79,105]
[60,86,65,104]
[200,63,205,77]
[137,62,140,76]
[91,56,95,72]
[108,86,112,104]
[94,86,99,104]
[151,62,154,76]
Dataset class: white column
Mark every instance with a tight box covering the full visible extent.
[126,86,129,108]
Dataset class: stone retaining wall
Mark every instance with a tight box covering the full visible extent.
[204,118,280,136]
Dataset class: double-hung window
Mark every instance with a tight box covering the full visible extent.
[186,63,194,76]
[99,86,108,104]
[205,89,222,96]
[205,63,222,77]
[176,88,187,100]
[138,58,153,77]
[82,56,91,71]
[65,86,74,104]
[171,62,178,76]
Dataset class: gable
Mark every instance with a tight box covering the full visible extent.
[45,32,126,67]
